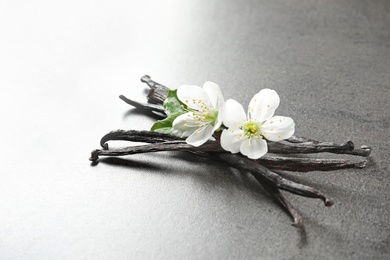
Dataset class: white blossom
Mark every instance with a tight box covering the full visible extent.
[172,82,225,147]
[220,89,295,159]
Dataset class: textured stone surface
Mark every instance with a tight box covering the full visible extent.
[0,0,389,259]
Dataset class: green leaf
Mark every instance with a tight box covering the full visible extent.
[151,89,186,133]
[150,117,175,134]
[163,89,186,116]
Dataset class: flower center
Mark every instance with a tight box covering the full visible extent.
[244,123,259,134]
[243,122,262,138]
[190,109,217,126]
[205,110,218,123]
[182,99,218,127]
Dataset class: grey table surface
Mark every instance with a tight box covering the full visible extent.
[1,0,389,259]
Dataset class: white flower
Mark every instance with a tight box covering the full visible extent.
[172,82,225,147]
[220,89,295,159]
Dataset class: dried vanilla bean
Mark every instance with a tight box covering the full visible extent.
[90,139,333,206]
[119,95,165,114]
[99,130,367,171]
[91,140,219,161]
[141,75,170,91]
[216,153,334,206]
[285,136,371,157]
[258,156,366,171]
[100,129,180,149]
[268,140,354,155]
[119,95,166,117]
[253,176,304,227]
[140,75,171,104]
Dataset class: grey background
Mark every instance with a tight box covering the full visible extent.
[1,0,389,259]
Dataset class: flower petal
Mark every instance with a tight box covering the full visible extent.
[220,128,245,153]
[172,113,199,138]
[203,81,225,110]
[261,116,295,141]
[240,138,268,159]
[221,99,246,128]
[186,124,214,147]
[248,89,280,122]
[211,106,224,132]
[177,85,211,111]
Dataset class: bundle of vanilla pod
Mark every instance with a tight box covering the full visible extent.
[90,75,371,227]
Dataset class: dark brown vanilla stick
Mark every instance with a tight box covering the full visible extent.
[91,141,218,161]
[259,156,366,171]
[285,136,372,157]
[100,129,181,149]
[120,94,165,111]
[141,75,171,104]
[268,140,355,155]
[90,141,333,206]
[141,75,170,91]
[215,153,334,206]
[142,75,169,104]
[119,95,166,117]
[253,175,304,227]
[99,130,367,171]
